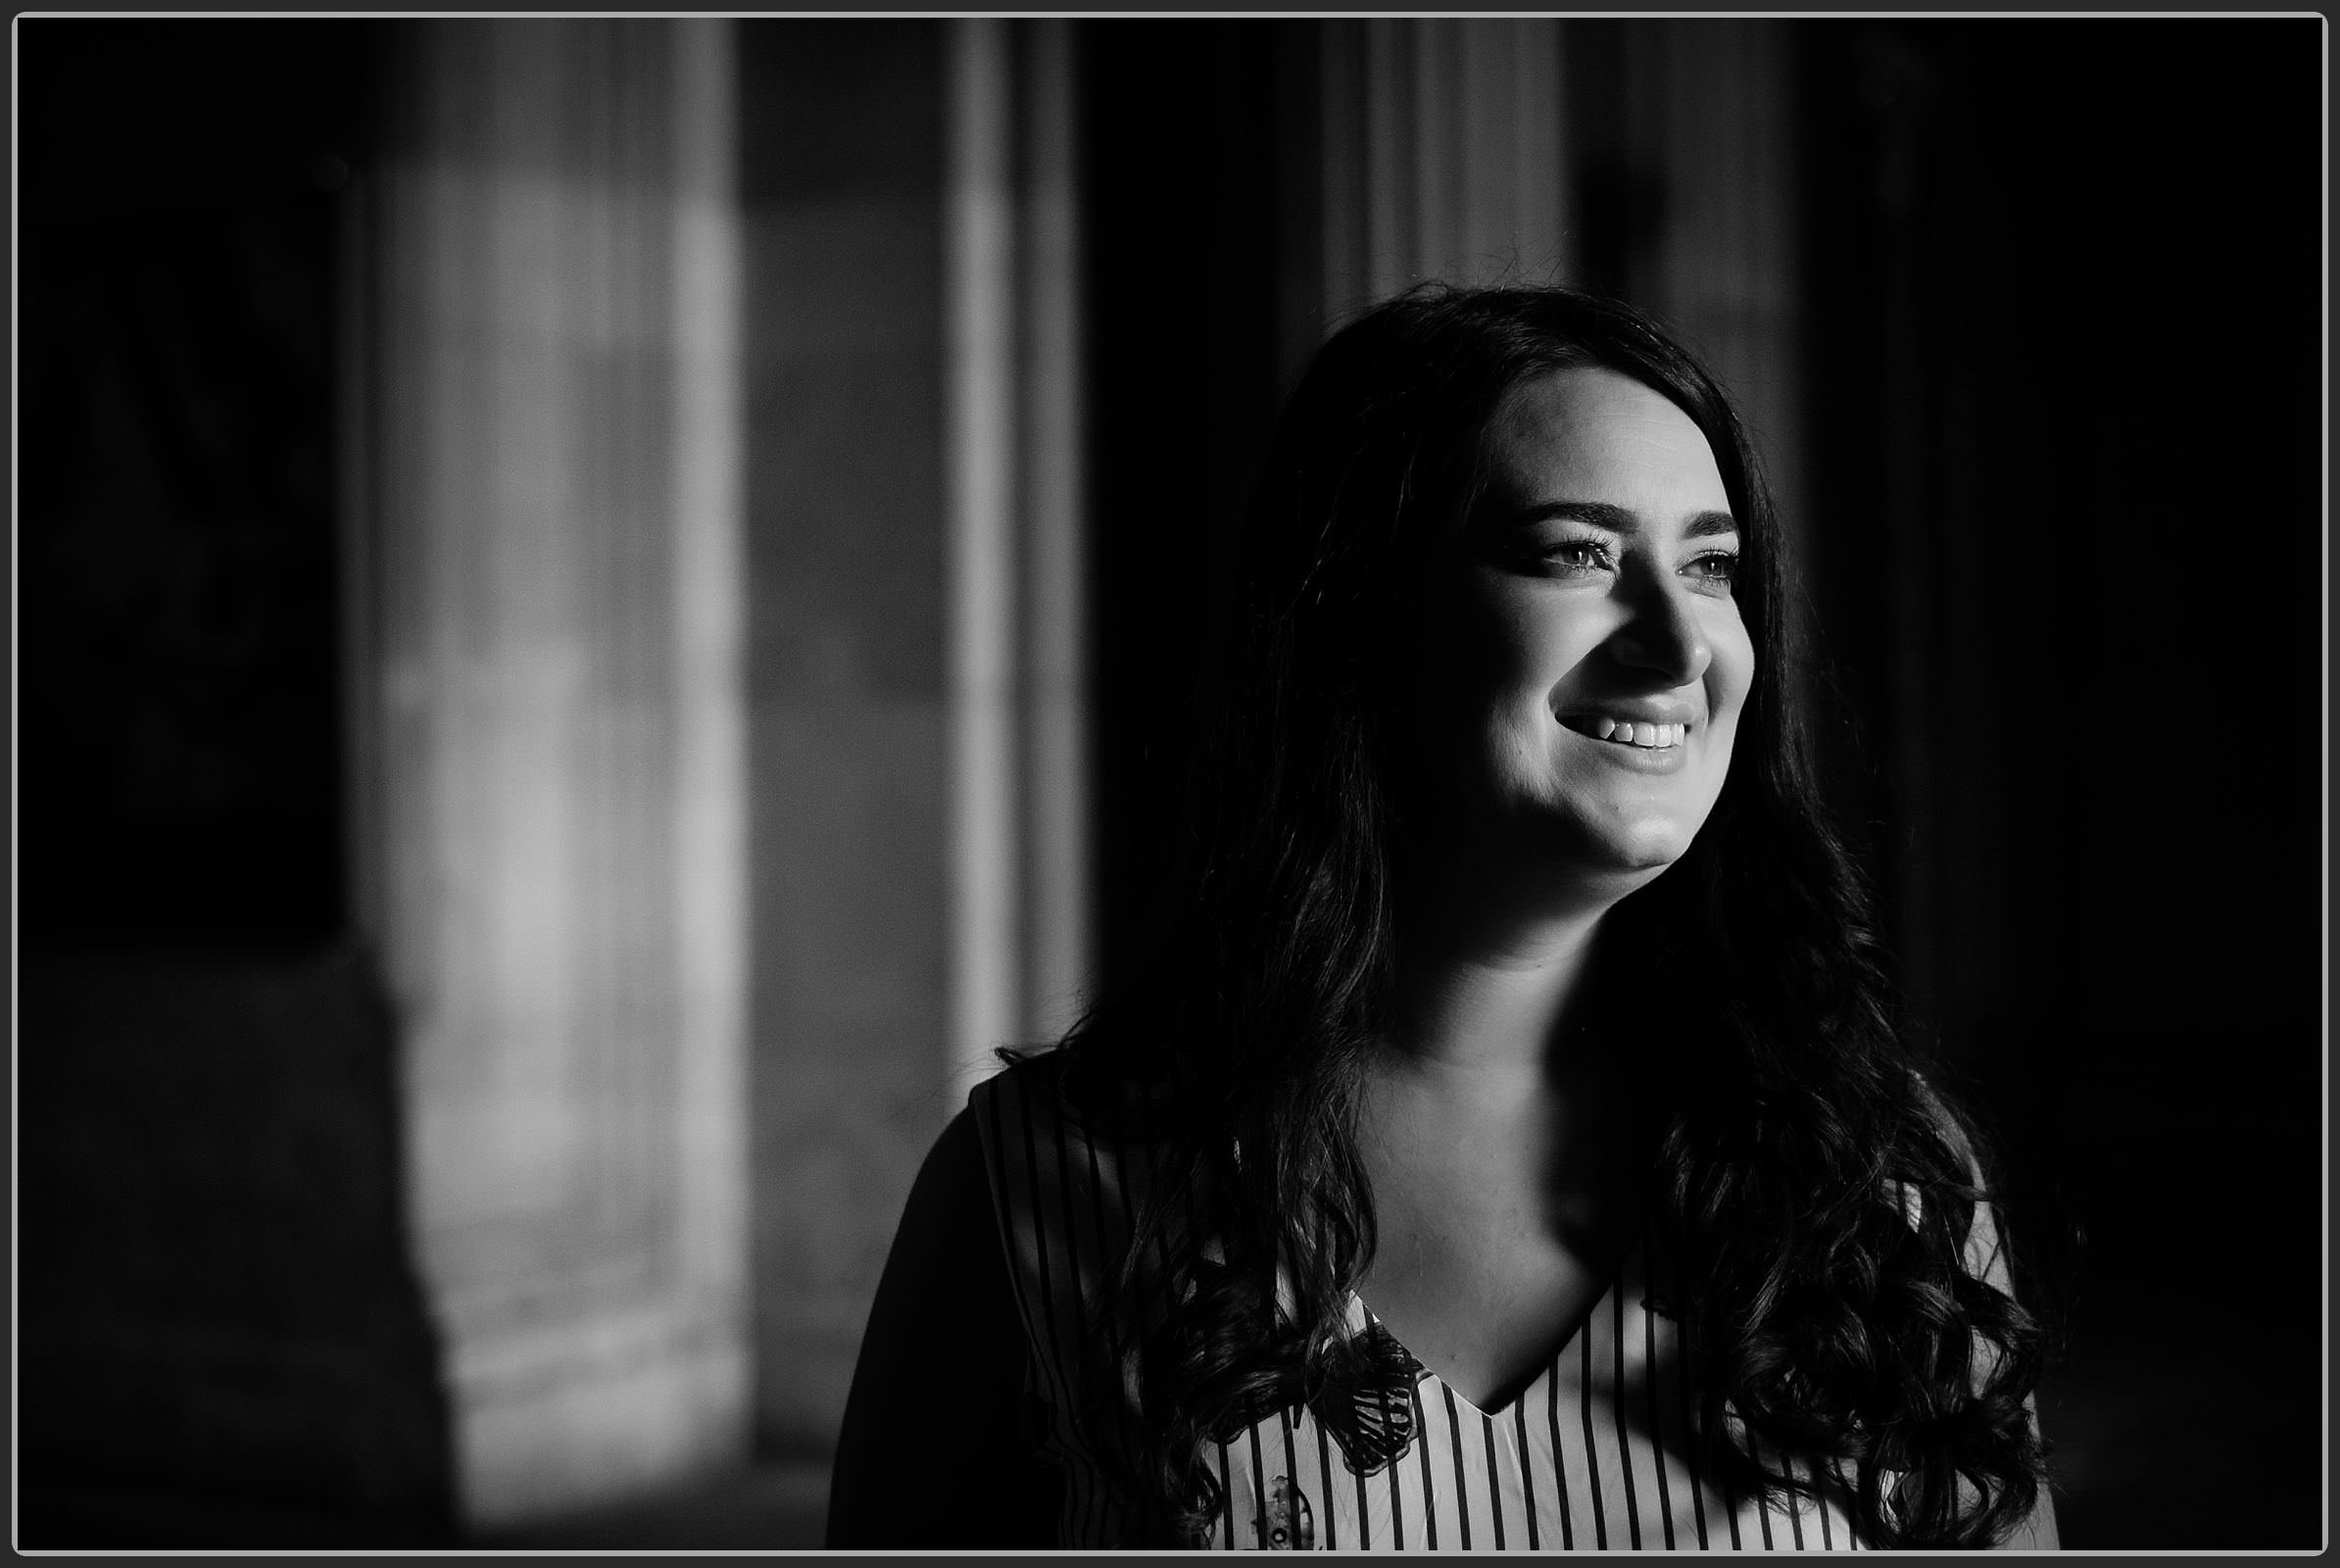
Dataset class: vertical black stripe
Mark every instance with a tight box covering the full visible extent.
[984,1078,1089,1547]
[1752,1435,1777,1550]
[1246,1425,1270,1550]
[1340,1407,1368,1549]
[1438,1387,1473,1549]
[1137,1094,1194,1550]
[1312,1413,1338,1550]
[975,1085,1032,1323]
[1216,1442,1235,1551]
[1129,1087,1179,1286]
[1783,1454,1808,1549]
[1512,1401,1541,1550]
[1835,1456,1863,1549]
[1386,1444,1405,1552]
[1579,1329,1608,1549]
[1480,1411,1507,1549]
[1160,1095,1235,1547]
[1544,1365,1575,1548]
[1642,1293,1676,1547]
[1378,1363,1405,1550]
[1713,1412,1743,1550]
[1277,1406,1305,1547]
[1031,1096,1102,1549]
[1668,1306,1711,1548]
[1014,1091,1065,1394]
[1610,1289,1642,1547]
[1080,1099,1145,1477]
[1816,1459,1835,1550]
[1412,1378,1439,1548]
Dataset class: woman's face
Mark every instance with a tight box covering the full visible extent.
[1394,366,1755,885]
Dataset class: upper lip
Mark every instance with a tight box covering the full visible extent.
[1554,697,1700,727]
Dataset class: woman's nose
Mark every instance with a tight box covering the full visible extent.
[1608,576,1713,684]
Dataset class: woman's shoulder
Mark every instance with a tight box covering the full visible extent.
[959,1029,1211,1326]
[965,1047,1179,1399]
[968,1043,1182,1164]
[963,1049,1079,1166]
[967,1045,1075,1111]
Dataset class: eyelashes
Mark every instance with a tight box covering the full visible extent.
[1526,537,1741,594]
[1536,538,1614,573]
[1682,551,1739,590]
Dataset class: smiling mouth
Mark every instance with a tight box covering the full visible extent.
[1560,716,1688,750]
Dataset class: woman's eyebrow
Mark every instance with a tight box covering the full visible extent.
[1508,500,1739,538]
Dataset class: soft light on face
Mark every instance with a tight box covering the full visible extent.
[1395,366,1755,889]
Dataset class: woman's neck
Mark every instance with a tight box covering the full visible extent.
[1385,906,1609,1087]
[1363,895,1660,1308]
[1377,818,1665,1080]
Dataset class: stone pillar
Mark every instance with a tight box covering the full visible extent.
[1575,21,1810,558]
[732,18,958,1458]
[366,18,750,1527]
[945,17,1094,1089]
[1310,20,1806,551]
[734,17,1094,1460]
[1315,19,1571,328]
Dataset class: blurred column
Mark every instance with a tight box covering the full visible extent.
[1575,21,1809,559]
[734,18,956,1454]
[1315,19,1570,333]
[366,19,749,1526]
[946,19,1094,1092]
[1314,20,1806,551]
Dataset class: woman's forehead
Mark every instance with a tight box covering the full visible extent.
[1482,368,1729,511]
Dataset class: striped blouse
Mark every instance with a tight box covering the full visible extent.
[970,1057,1906,1552]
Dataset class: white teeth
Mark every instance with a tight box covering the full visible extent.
[1581,718,1687,748]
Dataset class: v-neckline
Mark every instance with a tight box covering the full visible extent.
[1347,1233,1648,1422]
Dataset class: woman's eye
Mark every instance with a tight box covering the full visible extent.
[1536,539,1614,574]
[1684,551,1739,592]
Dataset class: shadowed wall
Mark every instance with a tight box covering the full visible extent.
[18,20,456,1546]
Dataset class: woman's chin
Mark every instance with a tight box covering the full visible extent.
[1411,799,1709,897]
[1549,813,1701,881]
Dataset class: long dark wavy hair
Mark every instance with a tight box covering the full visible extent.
[1038,283,2047,1548]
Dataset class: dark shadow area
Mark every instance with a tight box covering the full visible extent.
[1793,20,2321,1548]
[467,1459,830,1549]
[1075,18,2322,1553]
[21,21,365,948]
[20,949,458,1550]
[19,20,459,1548]
[1079,20,1302,987]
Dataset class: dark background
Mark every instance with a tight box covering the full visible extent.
[1078,19,2325,1548]
[18,17,2325,1549]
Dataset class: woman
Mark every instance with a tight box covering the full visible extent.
[827,285,2056,1550]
